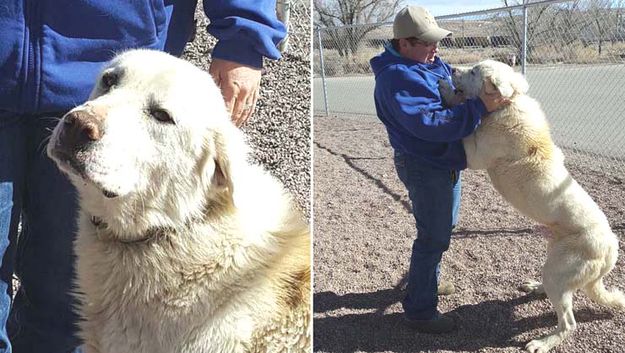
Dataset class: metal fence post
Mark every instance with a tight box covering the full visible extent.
[317,28,330,116]
[522,0,528,75]
[276,0,291,52]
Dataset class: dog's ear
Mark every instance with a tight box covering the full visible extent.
[197,123,248,205]
[509,72,529,95]
[211,132,233,199]
[487,71,529,98]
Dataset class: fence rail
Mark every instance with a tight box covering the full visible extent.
[313,0,625,175]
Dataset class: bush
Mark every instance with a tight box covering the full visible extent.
[314,46,381,77]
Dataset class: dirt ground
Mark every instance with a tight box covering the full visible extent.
[183,0,311,214]
[312,114,625,353]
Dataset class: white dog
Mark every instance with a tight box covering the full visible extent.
[440,60,624,353]
[47,49,311,353]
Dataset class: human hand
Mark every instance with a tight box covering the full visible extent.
[478,83,511,113]
[209,58,262,127]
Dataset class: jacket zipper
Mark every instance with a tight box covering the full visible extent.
[22,0,39,113]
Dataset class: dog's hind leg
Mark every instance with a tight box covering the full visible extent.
[525,287,576,353]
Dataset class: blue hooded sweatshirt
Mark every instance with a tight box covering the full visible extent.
[370,47,487,170]
[0,0,286,114]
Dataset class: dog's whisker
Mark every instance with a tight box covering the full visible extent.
[41,116,62,123]
[38,135,53,155]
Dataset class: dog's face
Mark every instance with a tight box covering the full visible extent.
[47,50,242,225]
[452,59,529,99]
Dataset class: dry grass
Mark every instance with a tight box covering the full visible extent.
[314,45,380,77]
[315,40,625,77]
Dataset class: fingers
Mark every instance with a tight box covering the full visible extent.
[479,91,511,112]
[219,82,258,127]
[230,83,260,127]
[490,93,511,106]
[230,84,247,126]
[210,63,238,116]
[209,58,262,127]
[221,82,238,117]
[240,89,259,126]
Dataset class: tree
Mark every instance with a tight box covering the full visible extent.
[616,0,625,41]
[498,0,554,63]
[551,0,582,47]
[501,0,624,59]
[583,0,618,55]
[314,0,402,57]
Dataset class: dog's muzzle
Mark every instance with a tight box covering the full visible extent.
[47,107,122,198]
[49,108,105,173]
[57,109,105,150]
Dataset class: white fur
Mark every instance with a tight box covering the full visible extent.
[47,49,311,353]
[441,60,624,353]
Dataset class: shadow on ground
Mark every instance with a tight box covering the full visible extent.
[313,286,613,353]
[314,141,412,213]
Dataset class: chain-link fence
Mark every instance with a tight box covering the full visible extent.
[278,0,311,54]
[314,0,625,175]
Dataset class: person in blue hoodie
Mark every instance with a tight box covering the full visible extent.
[0,1,286,352]
[370,6,509,334]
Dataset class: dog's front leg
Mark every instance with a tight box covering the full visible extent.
[438,79,465,107]
[462,133,491,170]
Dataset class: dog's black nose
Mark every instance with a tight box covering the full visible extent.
[58,109,104,150]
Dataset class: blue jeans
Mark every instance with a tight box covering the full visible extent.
[0,113,82,353]
[393,151,461,320]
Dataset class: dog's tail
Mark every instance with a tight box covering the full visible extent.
[584,278,625,310]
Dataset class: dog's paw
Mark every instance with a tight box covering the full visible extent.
[525,339,550,353]
[438,79,455,103]
[438,78,453,91]
[519,280,544,294]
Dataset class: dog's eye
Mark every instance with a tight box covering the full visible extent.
[101,71,118,89]
[149,108,175,124]
[471,69,476,75]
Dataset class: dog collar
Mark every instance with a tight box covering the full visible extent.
[89,215,169,244]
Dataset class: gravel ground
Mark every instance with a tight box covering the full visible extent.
[313,114,625,353]
[182,1,311,215]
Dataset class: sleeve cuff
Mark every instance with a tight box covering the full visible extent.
[212,39,266,69]
[470,97,488,116]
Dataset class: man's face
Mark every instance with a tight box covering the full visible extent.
[399,38,439,64]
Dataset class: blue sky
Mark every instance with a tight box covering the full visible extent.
[404,0,511,16]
